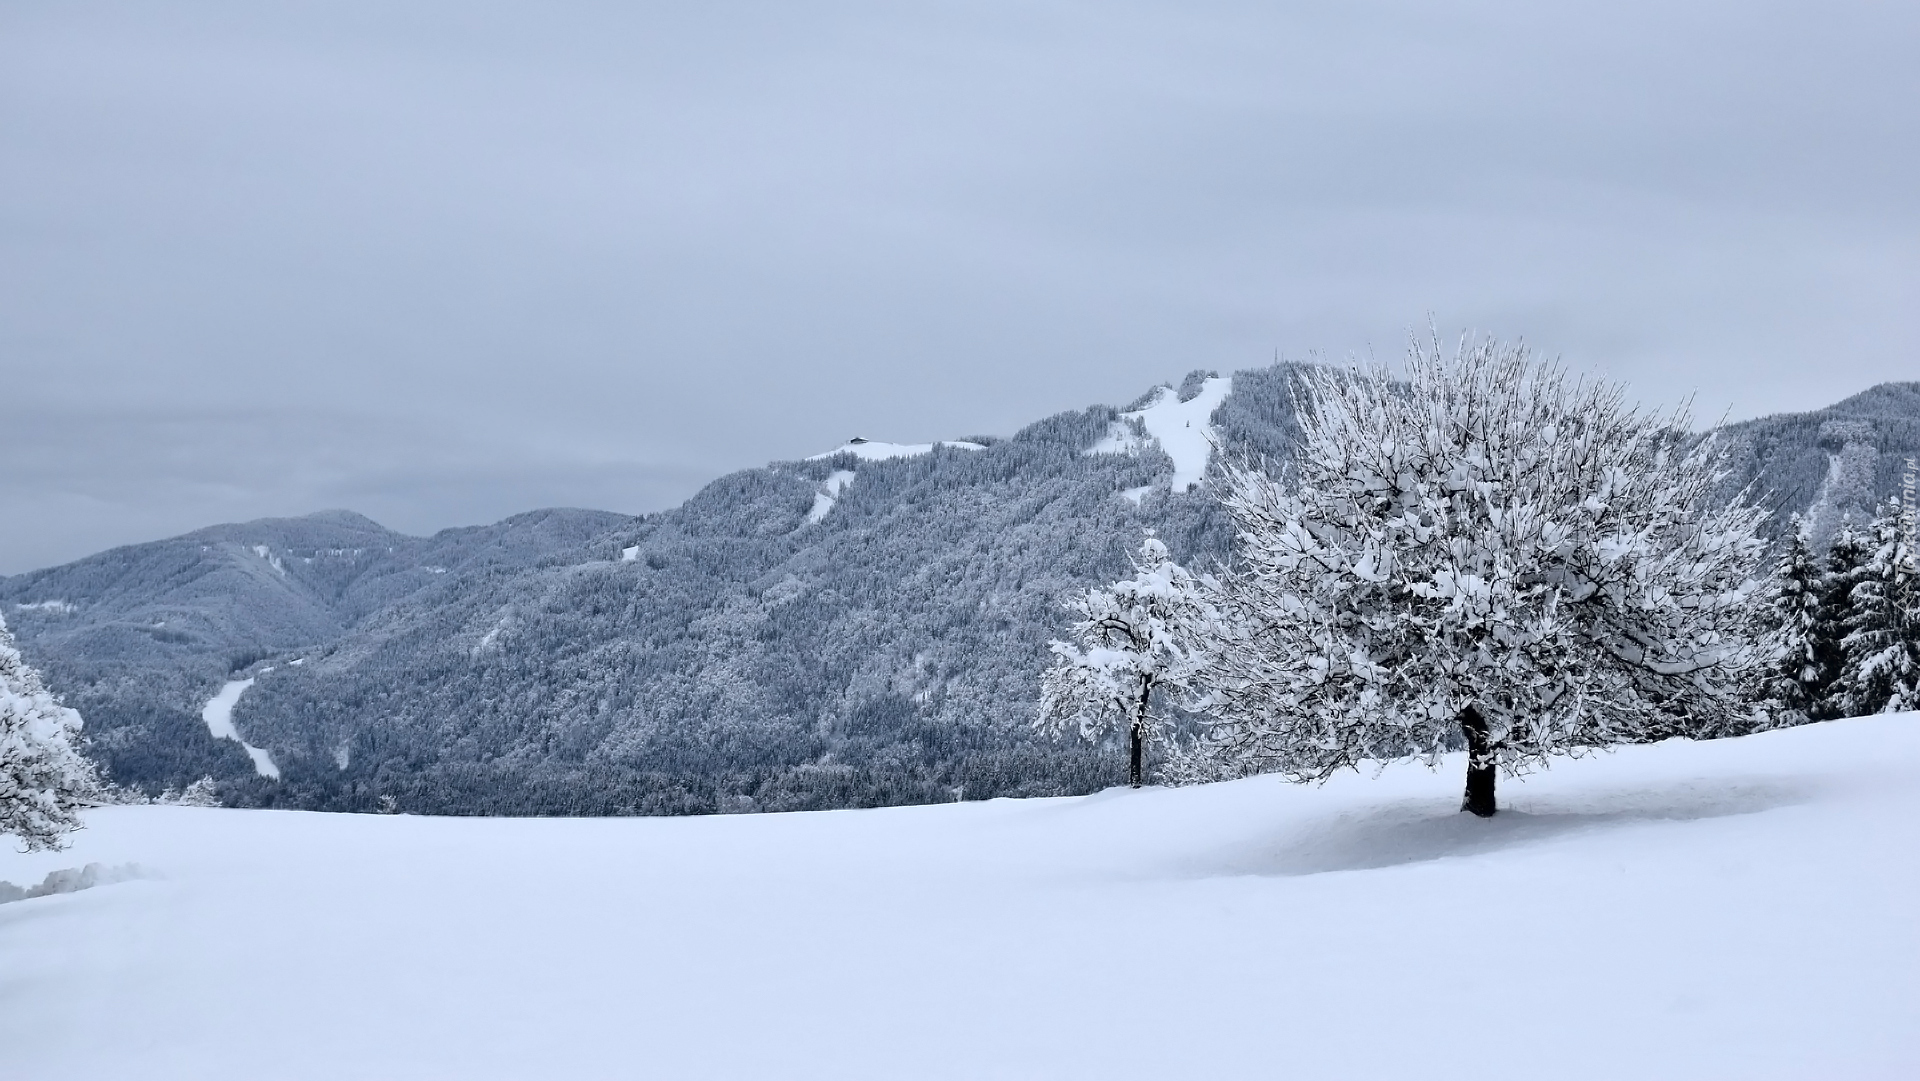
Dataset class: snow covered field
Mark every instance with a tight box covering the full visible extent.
[5,716,1918,1080]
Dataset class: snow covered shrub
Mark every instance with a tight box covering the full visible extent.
[160,777,221,808]
[1189,334,1771,815]
[1,613,99,849]
[1037,537,1209,787]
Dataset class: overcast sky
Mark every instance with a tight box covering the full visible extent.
[2,1,1915,574]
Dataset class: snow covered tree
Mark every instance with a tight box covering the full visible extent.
[173,776,221,808]
[1190,334,1772,816]
[1834,498,1918,716]
[1,614,99,850]
[1809,524,1870,716]
[1037,536,1208,787]
[1754,517,1844,724]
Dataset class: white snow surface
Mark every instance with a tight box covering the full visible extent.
[13,600,75,614]
[198,679,279,780]
[6,714,1920,1080]
[250,544,286,574]
[1088,376,1233,492]
[807,439,985,462]
[805,469,860,524]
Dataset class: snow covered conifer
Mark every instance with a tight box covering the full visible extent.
[1754,517,1842,724]
[1835,498,1918,716]
[0,613,99,850]
[1192,334,1771,816]
[176,776,221,808]
[1809,524,1869,716]
[1037,536,1208,787]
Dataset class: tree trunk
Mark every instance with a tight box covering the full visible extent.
[1129,682,1151,788]
[1459,705,1496,817]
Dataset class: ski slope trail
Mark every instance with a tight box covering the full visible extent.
[3,714,1917,1080]
[199,678,279,779]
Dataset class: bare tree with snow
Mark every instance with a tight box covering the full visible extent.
[1,613,99,850]
[1037,536,1208,787]
[1189,334,1772,815]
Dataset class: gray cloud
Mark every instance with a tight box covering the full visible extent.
[3,0,1916,572]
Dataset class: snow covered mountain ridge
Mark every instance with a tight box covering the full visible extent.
[806,437,989,461]
[0,367,1914,814]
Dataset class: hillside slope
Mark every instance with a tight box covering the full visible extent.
[3,369,1915,814]
[4,714,1916,1080]
[207,371,1274,813]
[0,508,632,790]
[1718,380,1920,543]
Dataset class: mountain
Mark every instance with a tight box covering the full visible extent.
[0,507,632,794]
[194,368,1285,815]
[1717,381,1920,544]
[3,367,1915,814]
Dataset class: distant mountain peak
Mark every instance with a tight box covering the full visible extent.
[1827,381,1920,419]
[299,509,393,530]
[807,439,988,462]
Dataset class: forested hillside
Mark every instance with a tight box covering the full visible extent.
[0,508,631,797]
[198,369,1297,814]
[1718,381,1920,543]
[2,367,1913,815]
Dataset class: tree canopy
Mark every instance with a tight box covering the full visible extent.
[1184,335,1771,813]
[1,614,98,850]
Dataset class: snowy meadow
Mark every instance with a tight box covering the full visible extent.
[6,3,1917,1075]
[5,713,1919,1080]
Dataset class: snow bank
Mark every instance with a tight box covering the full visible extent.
[1088,376,1233,492]
[4,715,1918,1080]
[0,863,146,905]
[199,679,279,779]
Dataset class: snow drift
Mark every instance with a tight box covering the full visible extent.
[0,862,145,904]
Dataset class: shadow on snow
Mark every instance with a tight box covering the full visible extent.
[1184,777,1814,878]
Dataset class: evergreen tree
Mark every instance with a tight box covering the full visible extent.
[175,776,221,807]
[1813,524,1869,717]
[1755,517,1840,723]
[1835,498,1918,716]
[1,614,99,850]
